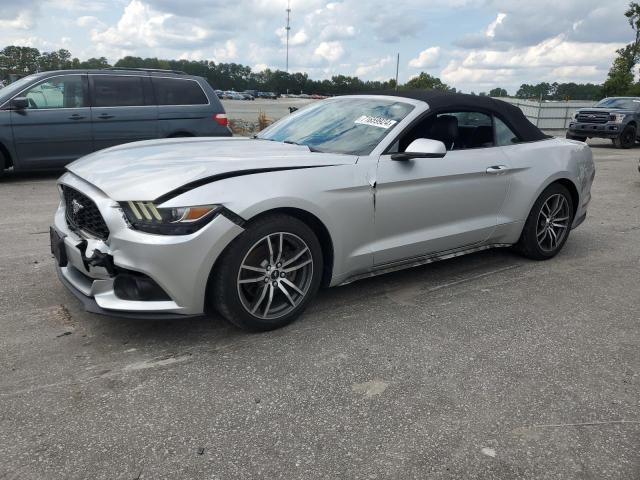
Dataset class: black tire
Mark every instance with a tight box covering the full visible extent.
[210,214,323,331]
[613,125,636,149]
[0,150,6,178]
[515,183,574,260]
[566,133,587,142]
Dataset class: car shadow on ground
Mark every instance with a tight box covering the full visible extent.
[75,247,527,348]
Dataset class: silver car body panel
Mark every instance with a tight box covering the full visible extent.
[53,95,595,316]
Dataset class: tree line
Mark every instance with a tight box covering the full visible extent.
[0,46,405,95]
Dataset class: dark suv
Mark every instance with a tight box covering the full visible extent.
[567,97,640,149]
[0,68,231,173]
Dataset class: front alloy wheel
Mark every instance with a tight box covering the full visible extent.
[211,214,323,331]
[237,232,314,320]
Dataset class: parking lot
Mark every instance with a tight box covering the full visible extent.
[0,139,638,479]
[221,97,315,122]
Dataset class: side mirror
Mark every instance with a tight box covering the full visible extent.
[11,97,28,110]
[391,138,447,161]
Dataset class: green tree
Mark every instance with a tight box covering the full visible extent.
[603,2,640,96]
[603,44,637,96]
[78,57,110,69]
[489,87,508,97]
[516,82,551,99]
[0,46,41,76]
[403,72,449,91]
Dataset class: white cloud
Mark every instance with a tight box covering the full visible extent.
[0,0,630,91]
[275,27,309,46]
[0,11,34,30]
[50,0,110,11]
[76,16,104,28]
[550,65,600,79]
[486,13,506,38]
[355,56,393,77]
[320,24,356,41]
[408,46,441,68]
[90,0,212,50]
[314,41,344,62]
[441,35,623,90]
[212,40,238,62]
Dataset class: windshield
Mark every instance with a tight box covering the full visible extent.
[0,74,45,104]
[257,97,414,155]
[594,98,640,110]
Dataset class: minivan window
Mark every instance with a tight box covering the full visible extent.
[93,75,145,107]
[23,75,86,109]
[152,78,208,105]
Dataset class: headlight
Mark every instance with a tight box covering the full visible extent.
[610,114,625,124]
[121,201,222,235]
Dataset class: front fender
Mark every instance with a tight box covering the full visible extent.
[161,164,375,282]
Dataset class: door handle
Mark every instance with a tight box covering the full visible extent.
[486,165,509,174]
[97,114,114,119]
[68,114,85,120]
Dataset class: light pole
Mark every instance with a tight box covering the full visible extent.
[285,0,291,73]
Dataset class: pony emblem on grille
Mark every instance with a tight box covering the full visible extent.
[71,199,84,215]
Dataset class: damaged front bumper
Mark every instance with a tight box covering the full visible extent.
[52,172,244,318]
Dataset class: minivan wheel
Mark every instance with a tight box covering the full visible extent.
[613,125,636,149]
[515,183,574,260]
[210,214,323,331]
[0,151,6,178]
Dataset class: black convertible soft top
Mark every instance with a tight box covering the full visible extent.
[365,90,548,143]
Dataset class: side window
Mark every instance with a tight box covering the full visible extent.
[152,78,208,105]
[93,76,145,107]
[494,117,520,146]
[398,110,494,152]
[23,75,86,109]
[440,111,494,150]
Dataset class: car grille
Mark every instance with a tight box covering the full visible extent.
[62,185,110,240]
[576,111,610,124]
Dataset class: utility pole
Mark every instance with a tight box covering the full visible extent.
[285,0,291,73]
[395,53,399,91]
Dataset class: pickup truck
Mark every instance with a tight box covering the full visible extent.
[567,97,640,149]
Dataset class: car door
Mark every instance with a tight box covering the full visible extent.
[372,111,511,266]
[9,74,92,169]
[90,74,158,151]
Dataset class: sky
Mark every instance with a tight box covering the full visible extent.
[0,0,634,94]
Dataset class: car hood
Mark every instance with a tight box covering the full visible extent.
[67,137,356,201]
[577,107,635,115]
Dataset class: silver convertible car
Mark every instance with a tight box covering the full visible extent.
[51,91,595,330]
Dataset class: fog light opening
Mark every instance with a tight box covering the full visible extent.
[113,274,171,301]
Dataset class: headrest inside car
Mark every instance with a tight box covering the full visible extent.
[430,115,459,149]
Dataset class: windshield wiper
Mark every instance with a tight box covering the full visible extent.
[282,140,321,152]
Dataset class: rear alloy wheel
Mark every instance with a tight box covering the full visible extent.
[211,214,323,331]
[515,183,574,260]
[613,125,636,149]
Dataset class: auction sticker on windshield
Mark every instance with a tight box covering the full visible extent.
[355,115,398,129]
